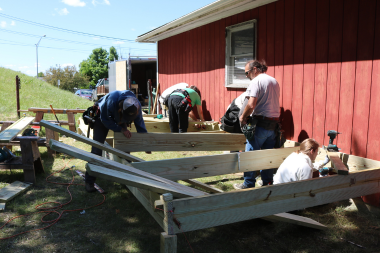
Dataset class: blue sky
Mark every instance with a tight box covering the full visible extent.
[0,0,215,76]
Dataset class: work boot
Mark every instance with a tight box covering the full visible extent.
[233,183,248,190]
[85,182,97,193]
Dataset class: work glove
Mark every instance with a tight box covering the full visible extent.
[322,155,330,166]
[313,155,330,171]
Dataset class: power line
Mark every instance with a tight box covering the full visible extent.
[0,13,135,42]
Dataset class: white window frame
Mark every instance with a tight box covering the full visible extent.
[225,19,257,88]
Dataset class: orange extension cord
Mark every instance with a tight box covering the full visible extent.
[0,160,106,240]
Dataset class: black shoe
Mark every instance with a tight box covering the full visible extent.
[85,182,97,193]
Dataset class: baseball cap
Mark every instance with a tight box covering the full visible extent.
[121,97,140,123]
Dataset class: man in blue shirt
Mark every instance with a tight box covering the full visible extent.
[85,90,147,192]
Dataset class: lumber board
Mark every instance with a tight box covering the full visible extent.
[129,121,220,133]
[183,179,224,193]
[28,107,85,114]
[40,120,143,162]
[0,181,32,203]
[0,117,34,143]
[132,147,300,181]
[160,232,177,253]
[166,168,380,233]
[343,153,380,172]
[86,164,204,198]
[262,213,327,230]
[113,132,246,152]
[49,139,205,197]
[327,152,349,175]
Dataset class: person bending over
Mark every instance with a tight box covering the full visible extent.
[167,85,204,133]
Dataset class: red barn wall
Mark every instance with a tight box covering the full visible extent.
[157,0,380,161]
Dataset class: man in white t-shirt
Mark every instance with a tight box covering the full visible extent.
[234,60,280,190]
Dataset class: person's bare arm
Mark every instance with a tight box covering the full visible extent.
[239,96,257,125]
[196,104,205,121]
[188,111,198,121]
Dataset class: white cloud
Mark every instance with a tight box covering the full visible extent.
[131,28,135,31]
[11,21,15,26]
[59,8,69,15]
[19,66,29,69]
[62,0,85,7]
[0,7,2,11]
[5,64,15,67]
[113,41,125,45]
[93,37,100,40]
[0,21,6,28]
[92,0,110,6]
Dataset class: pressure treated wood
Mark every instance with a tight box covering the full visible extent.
[160,232,177,253]
[28,107,85,113]
[0,181,32,203]
[113,132,246,152]
[49,140,205,198]
[0,117,34,143]
[129,121,220,133]
[183,179,224,193]
[132,147,299,181]
[262,212,327,230]
[40,119,143,162]
[167,168,380,233]
[328,152,349,175]
[86,164,205,198]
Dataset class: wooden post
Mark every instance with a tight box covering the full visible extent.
[160,193,177,253]
[45,128,57,156]
[67,112,76,132]
[34,112,44,122]
[20,139,36,183]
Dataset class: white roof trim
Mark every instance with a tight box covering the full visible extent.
[136,0,277,43]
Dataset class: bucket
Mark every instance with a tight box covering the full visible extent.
[31,126,41,136]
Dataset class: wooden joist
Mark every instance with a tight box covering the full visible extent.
[167,168,380,233]
[129,121,220,133]
[86,164,205,198]
[40,119,143,162]
[0,117,34,143]
[132,147,299,181]
[327,152,349,175]
[28,107,85,114]
[113,132,246,152]
[49,139,205,197]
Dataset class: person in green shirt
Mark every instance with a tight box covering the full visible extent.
[168,85,205,133]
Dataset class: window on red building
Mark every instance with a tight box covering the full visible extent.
[225,19,256,88]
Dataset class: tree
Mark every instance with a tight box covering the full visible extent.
[79,47,119,86]
[44,65,89,91]
[38,72,44,77]
[109,46,119,61]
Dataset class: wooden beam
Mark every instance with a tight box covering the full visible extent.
[49,139,206,197]
[40,120,143,162]
[262,213,327,230]
[327,152,349,175]
[129,121,220,133]
[113,132,246,152]
[160,232,177,253]
[343,153,380,172]
[183,179,224,193]
[166,168,380,234]
[86,164,204,198]
[0,117,34,143]
[28,107,85,114]
[132,147,299,181]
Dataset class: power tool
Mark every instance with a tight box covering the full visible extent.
[327,130,341,152]
[0,147,16,163]
[319,167,333,177]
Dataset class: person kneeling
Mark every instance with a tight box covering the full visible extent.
[273,138,329,184]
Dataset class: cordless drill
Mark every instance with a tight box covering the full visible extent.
[327,130,341,152]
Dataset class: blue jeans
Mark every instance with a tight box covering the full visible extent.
[243,126,276,188]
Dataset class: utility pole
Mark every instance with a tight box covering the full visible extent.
[36,35,46,77]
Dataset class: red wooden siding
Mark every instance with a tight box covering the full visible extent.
[157,0,380,163]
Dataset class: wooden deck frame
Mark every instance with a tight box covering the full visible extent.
[113,132,246,152]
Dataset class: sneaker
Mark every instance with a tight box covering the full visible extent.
[233,183,248,190]
[85,182,97,193]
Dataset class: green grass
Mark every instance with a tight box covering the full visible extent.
[1,67,380,252]
[0,67,92,121]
